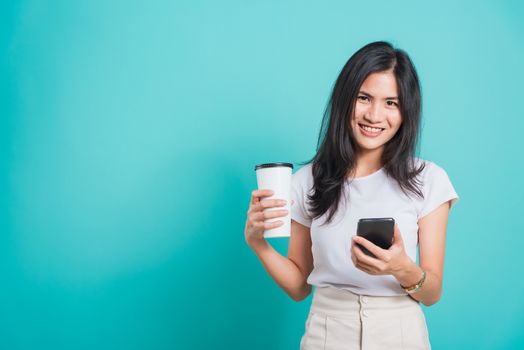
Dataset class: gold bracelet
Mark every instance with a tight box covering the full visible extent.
[401,270,426,294]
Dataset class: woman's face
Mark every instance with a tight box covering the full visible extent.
[350,70,403,155]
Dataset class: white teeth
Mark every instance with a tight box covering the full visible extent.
[360,125,383,132]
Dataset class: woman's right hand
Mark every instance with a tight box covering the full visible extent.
[244,189,289,247]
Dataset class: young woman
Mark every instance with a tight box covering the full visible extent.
[244,41,459,349]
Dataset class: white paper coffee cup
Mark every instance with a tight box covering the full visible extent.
[254,162,293,238]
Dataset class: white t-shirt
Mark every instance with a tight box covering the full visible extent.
[290,158,459,296]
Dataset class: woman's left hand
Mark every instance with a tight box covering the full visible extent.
[350,223,411,276]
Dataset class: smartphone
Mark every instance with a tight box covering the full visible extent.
[356,217,395,258]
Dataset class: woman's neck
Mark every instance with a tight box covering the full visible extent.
[349,148,383,178]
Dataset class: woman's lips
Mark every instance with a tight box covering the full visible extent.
[358,124,384,138]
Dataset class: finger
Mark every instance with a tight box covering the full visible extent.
[351,253,357,266]
[352,241,374,263]
[250,198,286,213]
[352,236,388,261]
[356,263,377,275]
[392,223,404,246]
[251,209,289,221]
[354,243,387,273]
[350,245,362,267]
[350,241,378,272]
[260,198,287,209]
[350,241,370,263]
[251,189,274,205]
[254,220,284,229]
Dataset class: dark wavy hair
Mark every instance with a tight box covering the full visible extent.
[299,41,426,225]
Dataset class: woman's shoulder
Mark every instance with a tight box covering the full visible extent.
[411,157,459,215]
[294,161,314,173]
[292,162,314,188]
[412,157,446,175]
[293,162,313,178]
[413,156,431,168]
[412,157,453,185]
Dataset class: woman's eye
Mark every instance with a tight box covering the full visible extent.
[358,95,369,102]
[386,100,398,107]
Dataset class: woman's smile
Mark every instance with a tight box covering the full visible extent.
[358,123,385,137]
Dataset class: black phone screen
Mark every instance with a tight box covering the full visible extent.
[356,217,395,257]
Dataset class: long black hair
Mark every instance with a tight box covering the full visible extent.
[299,41,426,225]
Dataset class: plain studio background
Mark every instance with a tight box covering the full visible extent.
[1,1,523,349]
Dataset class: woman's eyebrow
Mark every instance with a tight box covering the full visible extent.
[358,90,398,100]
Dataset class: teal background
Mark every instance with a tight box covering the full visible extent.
[1,0,523,349]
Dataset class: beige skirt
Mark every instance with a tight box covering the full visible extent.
[300,286,431,350]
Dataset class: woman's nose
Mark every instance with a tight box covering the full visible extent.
[364,103,383,123]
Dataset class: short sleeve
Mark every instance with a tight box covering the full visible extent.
[290,164,313,227]
[418,162,460,219]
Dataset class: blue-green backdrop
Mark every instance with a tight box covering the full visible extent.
[1,0,523,349]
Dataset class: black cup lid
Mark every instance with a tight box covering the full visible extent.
[254,162,294,171]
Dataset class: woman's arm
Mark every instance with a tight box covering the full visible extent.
[395,201,450,305]
[247,219,313,302]
[350,201,452,306]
